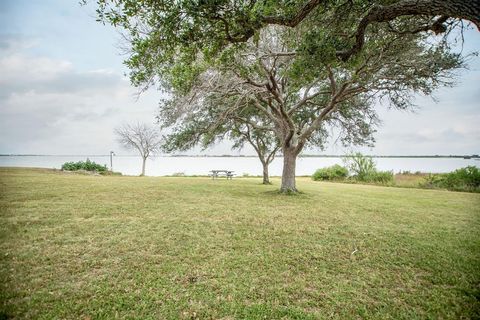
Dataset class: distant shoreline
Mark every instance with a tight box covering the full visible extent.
[0,154,478,159]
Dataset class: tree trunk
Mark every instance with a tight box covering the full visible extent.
[262,161,270,185]
[141,157,146,176]
[280,147,297,193]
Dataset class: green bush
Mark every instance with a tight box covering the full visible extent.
[343,152,376,181]
[312,164,348,181]
[343,153,393,184]
[422,166,480,192]
[61,159,107,172]
[364,170,394,184]
[171,172,185,177]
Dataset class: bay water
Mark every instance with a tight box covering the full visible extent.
[1,155,478,177]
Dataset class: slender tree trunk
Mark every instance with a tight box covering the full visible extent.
[141,157,146,176]
[280,147,298,193]
[262,161,270,185]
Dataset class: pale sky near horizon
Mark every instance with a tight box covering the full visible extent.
[1,0,479,156]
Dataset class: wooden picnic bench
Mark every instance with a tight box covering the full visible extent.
[209,170,235,180]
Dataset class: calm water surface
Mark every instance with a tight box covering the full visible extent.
[0,155,478,176]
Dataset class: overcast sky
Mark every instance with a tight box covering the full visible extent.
[1,0,479,156]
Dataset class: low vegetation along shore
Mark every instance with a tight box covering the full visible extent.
[1,168,479,319]
[311,154,480,193]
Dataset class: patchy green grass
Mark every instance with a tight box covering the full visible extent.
[1,168,479,319]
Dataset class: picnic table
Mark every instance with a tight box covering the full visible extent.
[210,170,235,180]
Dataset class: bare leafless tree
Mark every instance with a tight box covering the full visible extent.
[115,123,163,176]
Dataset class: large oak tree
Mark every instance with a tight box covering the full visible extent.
[159,25,461,191]
[91,0,473,191]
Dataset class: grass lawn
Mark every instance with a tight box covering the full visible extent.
[1,168,479,319]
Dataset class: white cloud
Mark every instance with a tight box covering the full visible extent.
[0,41,162,154]
[0,54,71,82]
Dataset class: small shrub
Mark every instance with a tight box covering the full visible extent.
[171,172,185,177]
[365,170,394,184]
[343,153,393,184]
[422,174,445,189]
[312,164,348,181]
[343,153,376,181]
[422,166,480,192]
[61,159,107,172]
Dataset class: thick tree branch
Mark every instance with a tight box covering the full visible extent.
[337,0,480,61]
[260,0,480,63]
[262,0,324,27]
[296,81,350,149]
[287,88,330,115]
[387,15,450,34]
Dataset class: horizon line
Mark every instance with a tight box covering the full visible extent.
[0,154,478,158]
